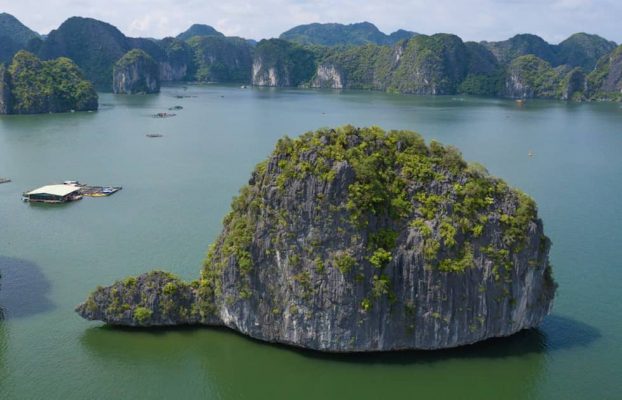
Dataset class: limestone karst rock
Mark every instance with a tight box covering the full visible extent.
[112,49,160,94]
[77,126,556,352]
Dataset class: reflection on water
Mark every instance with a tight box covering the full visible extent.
[80,313,599,363]
[75,314,599,399]
[0,320,6,383]
[0,256,55,319]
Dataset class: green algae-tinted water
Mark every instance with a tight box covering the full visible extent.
[0,85,620,399]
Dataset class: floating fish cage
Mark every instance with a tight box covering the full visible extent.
[22,182,122,203]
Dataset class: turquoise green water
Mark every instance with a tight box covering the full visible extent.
[1,85,621,399]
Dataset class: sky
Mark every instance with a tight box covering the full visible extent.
[1,0,620,43]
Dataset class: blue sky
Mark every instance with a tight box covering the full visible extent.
[1,0,620,43]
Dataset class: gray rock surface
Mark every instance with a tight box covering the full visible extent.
[560,68,587,100]
[112,49,160,94]
[252,58,289,87]
[77,126,556,352]
[158,62,188,82]
[311,64,344,89]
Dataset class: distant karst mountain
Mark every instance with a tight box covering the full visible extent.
[557,33,617,71]
[0,12,40,62]
[481,32,616,71]
[176,24,225,41]
[279,22,417,46]
[0,13,620,101]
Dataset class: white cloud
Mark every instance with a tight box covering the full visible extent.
[1,0,620,43]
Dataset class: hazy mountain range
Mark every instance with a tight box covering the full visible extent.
[1,12,620,102]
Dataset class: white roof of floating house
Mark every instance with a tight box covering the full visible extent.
[25,184,81,197]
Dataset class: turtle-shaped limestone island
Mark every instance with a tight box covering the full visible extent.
[77,126,556,352]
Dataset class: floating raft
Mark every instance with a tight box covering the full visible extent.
[80,186,122,197]
[153,112,176,118]
[0,178,11,184]
[22,182,122,203]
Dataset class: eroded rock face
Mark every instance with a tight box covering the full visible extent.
[560,68,587,101]
[77,126,556,352]
[311,64,344,89]
[113,49,160,94]
[252,58,289,87]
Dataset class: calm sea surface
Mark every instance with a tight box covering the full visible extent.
[1,85,621,399]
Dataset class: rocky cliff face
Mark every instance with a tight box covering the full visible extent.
[188,36,253,83]
[159,62,188,82]
[252,59,283,86]
[113,49,160,94]
[503,55,564,99]
[560,68,587,101]
[588,46,622,100]
[77,126,556,352]
[251,39,316,87]
[311,64,344,88]
[157,37,194,82]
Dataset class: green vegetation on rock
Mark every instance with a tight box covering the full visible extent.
[188,36,253,83]
[113,49,160,94]
[176,24,224,41]
[2,50,97,114]
[587,45,622,101]
[280,22,416,47]
[77,125,555,352]
[253,39,317,87]
[198,126,542,314]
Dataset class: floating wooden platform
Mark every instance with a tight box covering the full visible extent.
[153,112,176,118]
[22,182,121,203]
[80,186,122,197]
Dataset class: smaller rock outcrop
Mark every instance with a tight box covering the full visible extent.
[77,271,221,327]
[113,49,160,94]
[0,50,98,114]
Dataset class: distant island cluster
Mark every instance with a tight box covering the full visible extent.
[1,13,621,114]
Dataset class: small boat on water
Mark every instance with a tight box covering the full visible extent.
[528,150,535,157]
[0,178,11,184]
[516,99,526,106]
[146,133,163,138]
